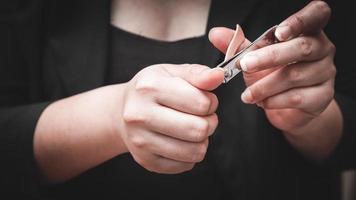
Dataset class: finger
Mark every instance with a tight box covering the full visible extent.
[138,130,210,163]
[162,64,225,91]
[240,35,331,72]
[131,151,195,174]
[146,106,218,142]
[156,76,219,115]
[275,1,331,41]
[261,80,335,116]
[241,57,335,104]
[208,26,250,54]
[208,27,235,53]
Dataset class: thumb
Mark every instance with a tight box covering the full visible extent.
[209,24,249,56]
[208,27,235,53]
[162,64,225,91]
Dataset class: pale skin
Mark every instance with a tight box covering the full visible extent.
[34,0,342,184]
[111,0,211,41]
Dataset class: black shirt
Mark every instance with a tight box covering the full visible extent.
[107,26,206,84]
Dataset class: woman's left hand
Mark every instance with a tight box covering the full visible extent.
[241,1,336,133]
[211,1,336,134]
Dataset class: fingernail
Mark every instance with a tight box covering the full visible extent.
[208,27,218,37]
[204,67,222,76]
[241,88,254,104]
[211,67,225,73]
[240,54,257,72]
[275,25,292,41]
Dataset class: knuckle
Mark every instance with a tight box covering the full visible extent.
[196,96,212,115]
[249,84,264,102]
[122,109,136,123]
[210,114,219,132]
[323,61,337,78]
[330,88,335,100]
[122,109,133,123]
[193,120,210,142]
[286,67,304,85]
[135,76,159,94]
[319,86,334,112]
[317,84,335,113]
[122,108,146,124]
[130,135,147,148]
[329,65,337,78]
[267,47,280,63]
[329,43,336,55]
[192,142,208,162]
[207,93,219,113]
[298,38,313,57]
[326,84,335,99]
[289,92,303,106]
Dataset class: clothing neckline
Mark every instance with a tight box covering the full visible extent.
[109,1,213,44]
[110,25,206,46]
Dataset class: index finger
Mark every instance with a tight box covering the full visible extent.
[275,1,331,41]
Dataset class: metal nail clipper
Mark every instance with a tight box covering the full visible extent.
[217,25,279,83]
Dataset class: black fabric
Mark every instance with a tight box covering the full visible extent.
[0,103,51,197]
[0,0,355,199]
[324,0,356,170]
[0,0,51,198]
[107,26,207,84]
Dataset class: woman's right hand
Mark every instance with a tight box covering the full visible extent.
[34,64,223,183]
[119,64,224,174]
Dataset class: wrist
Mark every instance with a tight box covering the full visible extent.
[104,84,130,155]
[34,84,131,183]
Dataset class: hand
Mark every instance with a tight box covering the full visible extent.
[209,1,336,134]
[34,63,223,183]
[119,64,224,174]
